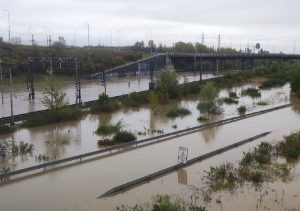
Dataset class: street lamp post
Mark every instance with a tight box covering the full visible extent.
[1,9,10,43]
[84,21,90,49]
[0,59,3,104]
[117,30,122,51]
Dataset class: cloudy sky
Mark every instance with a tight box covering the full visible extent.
[0,0,299,52]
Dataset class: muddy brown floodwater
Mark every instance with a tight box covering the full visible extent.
[0,78,299,210]
[0,82,292,171]
[0,72,214,118]
[0,103,300,211]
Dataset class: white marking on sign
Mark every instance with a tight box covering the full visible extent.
[178,147,188,164]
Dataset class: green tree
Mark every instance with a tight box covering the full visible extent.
[52,36,66,57]
[198,82,223,115]
[156,66,181,100]
[41,72,67,110]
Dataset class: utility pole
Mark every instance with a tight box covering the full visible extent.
[88,24,90,49]
[84,21,90,49]
[217,34,221,51]
[201,32,204,45]
[110,31,113,48]
[48,35,52,47]
[9,67,14,124]
[1,10,10,43]
[43,25,48,46]
[0,59,3,104]
[31,34,34,46]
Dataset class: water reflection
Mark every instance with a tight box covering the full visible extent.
[201,124,221,143]
[178,169,188,185]
[290,94,300,115]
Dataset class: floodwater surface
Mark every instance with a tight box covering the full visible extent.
[0,83,293,171]
[0,72,214,118]
[0,105,300,211]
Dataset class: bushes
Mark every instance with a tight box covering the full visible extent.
[276,131,300,160]
[156,66,182,100]
[241,88,261,98]
[257,101,268,106]
[290,72,300,93]
[166,107,191,118]
[198,82,223,115]
[259,78,286,89]
[22,108,82,127]
[237,106,246,115]
[0,141,34,161]
[229,92,238,98]
[123,92,149,107]
[113,131,137,143]
[240,152,253,166]
[222,97,238,105]
[197,116,208,122]
[95,121,123,136]
[91,93,120,113]
[183,82,201,96]
[250,171,263,183]
[0,124,16,135]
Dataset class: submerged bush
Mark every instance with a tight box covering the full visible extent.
[0,141,34,161]
[276,131,300,160]
[198,82,223,115]
[254,142,272,164]
[197,116,209,122]
[0,124,16,135]
[259,78,286,89]
[113,131,137,143]
[250,171,263,183]
[91,93,120,113]
[229,92,238,98]
[152,195,183,211]
[257,101,268,106]
[241,88,261,98]
[237,106,246,115]
[166,107,191,118]
[156,66,182,100]
[183,82,201,96]
[95,121,123,136]
[222,97,239,105]
[205,163,238,191]
[240,152,253,166]
[123,92,150,107]
[22,108,82,127]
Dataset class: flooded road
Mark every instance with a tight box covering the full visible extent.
[0,72,214,118]
[0,83,292,171]
[0,104,300,211]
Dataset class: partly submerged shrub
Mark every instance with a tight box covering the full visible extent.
[22,108,82,127]
[95,121,123,136]
[91,93,120,113]
[166,107,191,118]
[122,92,150,107]
[237,106,246,115]
[113,131,137,143]
[0,124,16,135]
[222,97,239,105]
[241,88,261,98]
[259,78,286,89]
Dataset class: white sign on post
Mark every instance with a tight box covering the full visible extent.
[178,147,188,164]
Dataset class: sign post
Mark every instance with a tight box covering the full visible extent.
[177,147,188,164]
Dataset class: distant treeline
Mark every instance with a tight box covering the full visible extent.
[0,40,142,75]
[0,37,271,75]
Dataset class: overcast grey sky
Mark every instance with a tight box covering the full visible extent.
[0,0,299,52]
